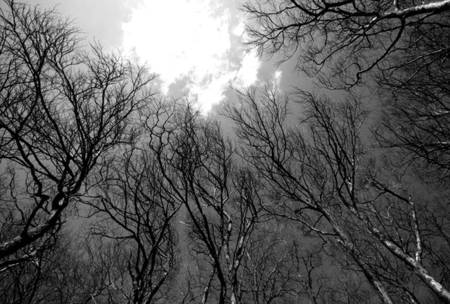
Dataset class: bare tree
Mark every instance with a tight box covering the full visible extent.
[0,233,57,304]
[374,13,450,180]
[238,223,375,304]
[0,232,121,304]
[243,0,450,85]
[141,101,260,304]
[240,230,315,304]
[88,143,179,304]
[244,0,450,183]
[0,0,153,262]
[225,87,450,303]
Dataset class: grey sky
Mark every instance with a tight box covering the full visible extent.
[29,0,139,49]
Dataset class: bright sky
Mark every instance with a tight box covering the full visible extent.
[121,0,262,113]
[30,0,286,114]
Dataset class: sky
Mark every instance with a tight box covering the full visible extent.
[29,0,295,114]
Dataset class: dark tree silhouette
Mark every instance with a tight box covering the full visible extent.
[243,0,450,85]
[143,101,260,304]
[375,12,450,179]
[0,0,154,262]
[225,87,450,303]
[0,0,448,303]
[89,144,178,304]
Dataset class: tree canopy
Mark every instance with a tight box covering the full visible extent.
[0,0,448,303]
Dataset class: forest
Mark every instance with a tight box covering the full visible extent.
[0,0,449,303]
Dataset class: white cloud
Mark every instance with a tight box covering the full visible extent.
[232,21,245,37]
[235,49,260,88]
[122,0,260,113]
[273,70,282,88]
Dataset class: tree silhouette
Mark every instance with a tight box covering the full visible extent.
[225,87,450,303]
[0,0,154,261]
[244,0,450,86]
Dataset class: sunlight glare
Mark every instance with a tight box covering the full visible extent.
[122,0,260,113]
